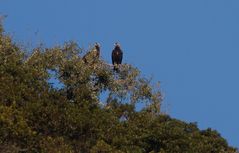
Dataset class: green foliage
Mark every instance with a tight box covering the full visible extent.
[0,24,237,152]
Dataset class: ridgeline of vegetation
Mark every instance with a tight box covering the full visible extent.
[0,23,237,153]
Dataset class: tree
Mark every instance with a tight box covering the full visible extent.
[0,23,237,152]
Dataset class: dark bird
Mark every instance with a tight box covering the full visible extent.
[83,42,100,64]
[112,42,123,72]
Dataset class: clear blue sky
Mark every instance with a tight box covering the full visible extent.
[1,0,239,148]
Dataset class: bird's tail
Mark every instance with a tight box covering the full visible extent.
[113,64,119,73]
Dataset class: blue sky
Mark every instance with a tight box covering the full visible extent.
[1,0,239,147]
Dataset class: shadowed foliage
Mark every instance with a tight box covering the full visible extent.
[0,24,237,152]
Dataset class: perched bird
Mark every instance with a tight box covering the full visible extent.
[112,42,123,72]
[83,42,100,64]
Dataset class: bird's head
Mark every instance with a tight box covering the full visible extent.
[114,42,120,48]
[95,42,100,47]
[95,42,100,50]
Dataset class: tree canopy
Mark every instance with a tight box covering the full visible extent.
[0,24,237,153]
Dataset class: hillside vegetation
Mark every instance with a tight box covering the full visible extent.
[0,24,237,153]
